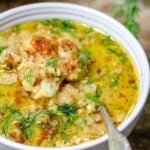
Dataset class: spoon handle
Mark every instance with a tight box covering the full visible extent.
[100,106,132,150]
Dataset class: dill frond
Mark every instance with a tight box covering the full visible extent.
[110,0,138,36]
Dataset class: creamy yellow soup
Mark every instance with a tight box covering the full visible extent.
[0,19,138,147]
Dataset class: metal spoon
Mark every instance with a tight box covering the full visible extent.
[99,105,132,150]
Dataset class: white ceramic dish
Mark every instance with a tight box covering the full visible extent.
[0,3,149,150]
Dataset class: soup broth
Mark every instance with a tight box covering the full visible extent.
[0,19,138,147]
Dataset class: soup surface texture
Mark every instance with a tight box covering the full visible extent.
[0,19,138,147]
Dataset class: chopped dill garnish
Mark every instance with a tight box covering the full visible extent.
[84,93,102,106]
[2,115,11,137]
[46,58,58,67]
[83,26,93,34]
[0,94,5,97]
[101,35,114,45]
[108,48,127,63]
[80,50,91,67]
[57,103,78,140]
[80,57,86,67]
[0,45,7,53]
[12,24,21,33]
[1,106,57,139]
[58,103,77,116]
[40,20,51,26]
[84,79,92,85]
[110,75,120,88]
[24,69,33,84]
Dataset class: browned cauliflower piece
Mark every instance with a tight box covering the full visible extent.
[0,35,90,100]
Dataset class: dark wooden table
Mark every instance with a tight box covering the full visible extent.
[1,0,150,150]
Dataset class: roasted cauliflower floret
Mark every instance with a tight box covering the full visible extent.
[31,78,61,99]
[17,53,61,99]
[30,36,58,56]
[58,39,80,81]
[0,35,90,100]
[58,38,89,81]
[57,84,78,104]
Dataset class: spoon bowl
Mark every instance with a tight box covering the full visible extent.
[99,105,132,150]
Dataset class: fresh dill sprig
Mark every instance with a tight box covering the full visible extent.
[84,93,102,106]
[0,45,7,53]
[110,0,138,36]
[148,55,150,63]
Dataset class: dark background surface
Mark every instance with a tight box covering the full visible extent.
[1,0,150,150]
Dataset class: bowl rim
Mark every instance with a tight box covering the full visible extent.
[0,2,150,150]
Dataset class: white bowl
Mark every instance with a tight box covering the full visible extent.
[0,3,149,150]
